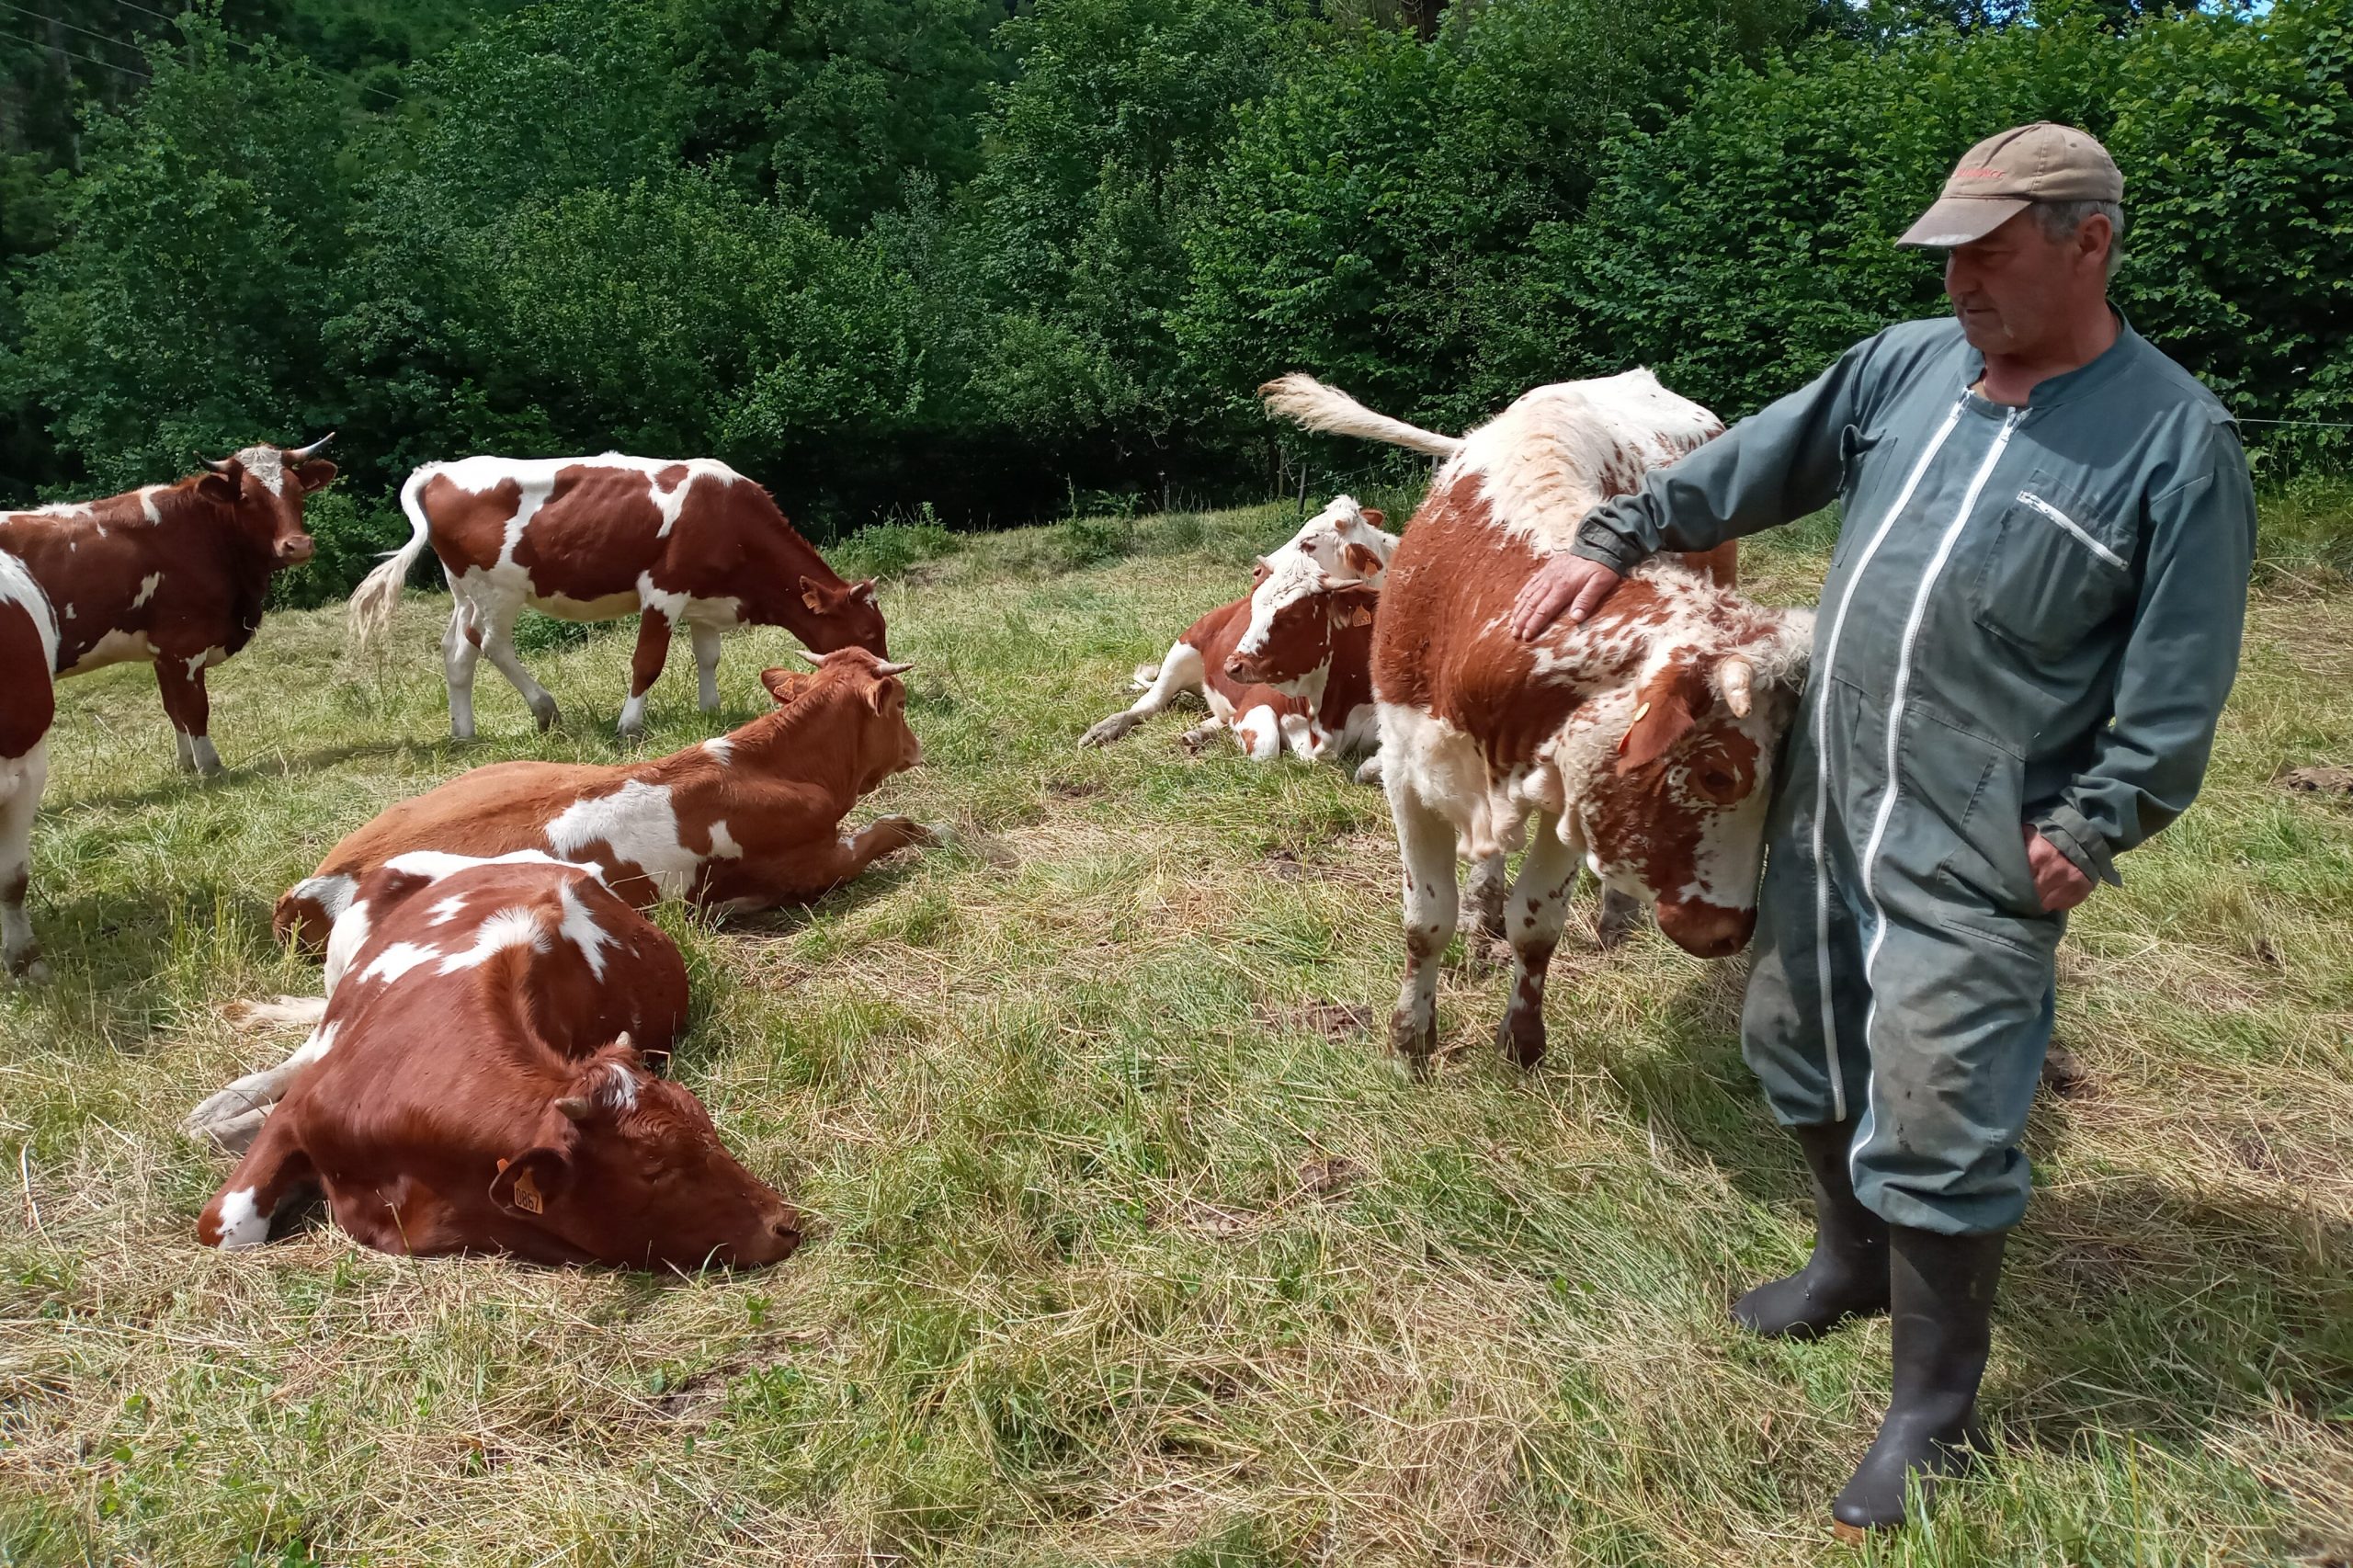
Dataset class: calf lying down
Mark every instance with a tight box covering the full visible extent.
[1080,495,1393,762]
[194,855,801,1268]
[277,646,939,948]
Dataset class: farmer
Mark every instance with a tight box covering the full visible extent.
[1510,123,2256,1534]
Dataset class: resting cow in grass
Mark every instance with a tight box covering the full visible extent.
[0,438,337,774]
[192,854,801,1268]
[0,551,57,980]
[1080,495,1393,763]
[274,647,936,949]
[348,453,886,739]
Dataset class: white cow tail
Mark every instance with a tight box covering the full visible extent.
[346,466,438,656]
[1258,374,1464,458]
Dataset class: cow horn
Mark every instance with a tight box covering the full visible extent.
[201,455,238,475]
[554,1096,594,1122]
[872,659,914,677]
[1719,655,1755,718]
[287,432,335,461]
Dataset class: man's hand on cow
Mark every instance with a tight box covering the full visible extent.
[1510,555,1625,642]
[2023,825,2094,913]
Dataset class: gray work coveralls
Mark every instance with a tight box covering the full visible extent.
[1572,315,2256,1234]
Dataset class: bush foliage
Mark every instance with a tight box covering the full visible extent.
[2,0,2346,572]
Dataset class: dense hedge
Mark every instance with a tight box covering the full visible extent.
[2,0,2345,585]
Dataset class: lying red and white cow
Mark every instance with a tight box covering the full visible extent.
[192,854,801,1267]
[1079,496,1393,762]
[274,646,936,948]
[350,453,888,739]
[0,551,58,980]
[1264,372,1812,1073]
[0,439,336,774]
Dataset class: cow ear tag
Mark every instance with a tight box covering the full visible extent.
[1618,700,1652,754]
[510,1167,544,1214]
[1348,606,1374,629]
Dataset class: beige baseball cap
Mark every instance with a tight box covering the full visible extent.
[1896,122,2124,248]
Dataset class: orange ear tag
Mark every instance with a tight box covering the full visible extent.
[1619,700,1652,755]
[511,1168,544,1215]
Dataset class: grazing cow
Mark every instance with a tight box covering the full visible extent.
[0,551,57,979]
[274,646,935,949]
[1080,496,1393,763]
[192,855,801,1267]
[348,453,888,739]
[0,440,337,774]
[1263,372,1813,1073]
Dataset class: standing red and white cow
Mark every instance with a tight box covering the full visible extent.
[270,646,937,948]
[0,551,58,979]
[1265,373,1813,1073]
[191,854,801,1268]
[0,440,336,774]
[1080,496,1393,763]
[349,454,887,739]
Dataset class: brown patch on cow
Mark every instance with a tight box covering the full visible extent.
[0,603,54,758]
[2279,765,2353,799]
[423,475,517,575]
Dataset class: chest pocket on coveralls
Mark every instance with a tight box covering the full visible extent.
[1827,424,1882,571]
[1969,473,2134,660]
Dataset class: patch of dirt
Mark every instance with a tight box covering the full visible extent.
[1046,779,1104,800]
[2040,1045,2097,1100]
[2277,765,2353,798]
[1256,1000,1375,1040]
[2232,1127,2287,1180]
[1180,1199,1256,1238]
[1262,846,1305,881]
[1297,1155,1361,1198]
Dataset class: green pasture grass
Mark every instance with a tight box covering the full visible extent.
[2,498,2349,1565]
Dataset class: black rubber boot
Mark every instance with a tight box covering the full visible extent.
[1732,1121,1890,1338]
[1831,1224,2008,1538]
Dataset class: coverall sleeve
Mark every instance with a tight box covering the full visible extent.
[2031,420,2256,885]
[1569,337,1878,573]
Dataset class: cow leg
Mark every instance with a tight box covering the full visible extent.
[1385,780,1459,1077]
[476,597,560,733]
[0,739,47,981]
[1597,886,1646,949]
[618,608,675,739]
[1495,813,1581,1069]
[1081,642,1204,748]
[689,620,724,713]
[1353,749,1385,787]
[716,817,945,914]
[155,661,222,776]
[197,1111,316,1250]
[442,602,483,741]
[1463,850,1510,948]
[185,1012,336,1153]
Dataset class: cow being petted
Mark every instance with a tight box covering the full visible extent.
[348,454,887,739]
[0,439,336,775]
[1263,373,1812,1074]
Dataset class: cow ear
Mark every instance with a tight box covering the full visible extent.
[1330,582,1380,629]
[295,460,338,494]
[197,465,242,505]
[490,1146,572,1217]
[866,678,900,716]
[1250,557,1272,586]
[1341,541,1383,579]
[798,574,832,614]
[1615,661,1709,775]
[759,666,813,708]
[1359,507,1385,529]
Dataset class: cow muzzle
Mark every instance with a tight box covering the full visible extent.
[1654,898,1756,960]
[1223,652,1269,685]
[277,536,316,566]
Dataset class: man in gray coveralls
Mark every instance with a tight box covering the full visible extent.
[1511,124,2256,1534]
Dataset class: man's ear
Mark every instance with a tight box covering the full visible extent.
[1616,660,1711,774]
[296,460,338,494]
[490,1146,571,1217]
[759,666,814,707]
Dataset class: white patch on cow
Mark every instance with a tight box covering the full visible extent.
[635,571,690,625]
[533,590,641,621]
[286,1020,339,1070]
[555,879,614,981]
[323,899,373,994]
[617,694,648,735]
[213,1187,270,1249]
[0,554,58,669]
[1376,701,1521,861]
[430,455,743,572]
[650,468,700,538]
[1448,371,1723,555]
[139,487,163,524]
[600,1061,640,1110]
[30,502,90,519]
[233,447,288,497]
[435,906,549,972]
[62,627,154,675]
[185,647,224,678]
[131,573,163,609]
[1233,706,1282,761]
[186,735,222,775]
[360,940,443,985]
[544,778,705,898]
[704,735,734,766]
[381,846,574,884]
[685,597,743,631]
[427,893,472,925]
[708,820,744,859]
[62,604,74,620]
[1270,494,1397,580]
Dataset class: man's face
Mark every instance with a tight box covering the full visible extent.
[1944,208,2110,358]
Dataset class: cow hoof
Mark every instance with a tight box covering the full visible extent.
[919,822,955,848]
[1388,1012,1438,1077]
[1352,754,1385,787]
[6,954,49,984]
[1495,1010,1548,1070]
[1078,716,1135,749]
[534,701,562,733]
[1596,890,1644,949]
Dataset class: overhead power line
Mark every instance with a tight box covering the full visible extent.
[0,0,146,56]
[0,21,149,81]
[6,1,403,107]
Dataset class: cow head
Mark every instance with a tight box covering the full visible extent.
[1545,606,1813,959]
[1275,494,1394,578]
[1226,549,1380,691]
[790,574,888,658]
[489,1039,803,1269]
[197,435,336,569]
[761,647,921,790]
